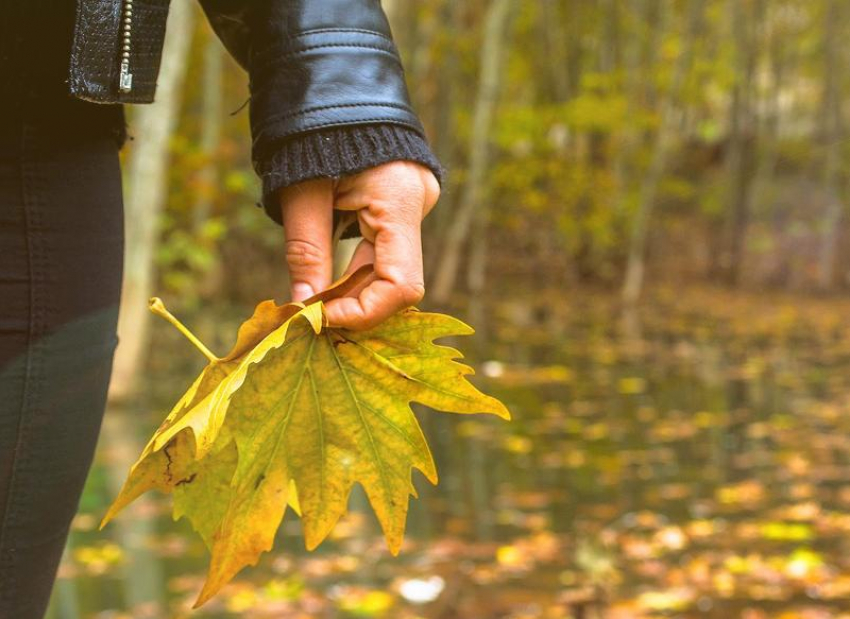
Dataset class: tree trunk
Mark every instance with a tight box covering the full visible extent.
[193,32,223,232]
[621,0,699,305]
[720,0,757,286]
[430,0,513,304]
[381,0,415,61]
[109,0,196,400]
[748,5,784,245]
[423,0,464,273]
[817,0,844,290]
[465,209,489,342]
[102,410,166,614]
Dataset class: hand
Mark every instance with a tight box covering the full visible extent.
[279,161,440,330]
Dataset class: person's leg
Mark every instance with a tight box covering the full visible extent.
[0,117,124,618]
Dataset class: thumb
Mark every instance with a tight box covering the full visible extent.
[280,178,334,302]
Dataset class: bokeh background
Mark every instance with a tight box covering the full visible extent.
[47,1,850,617]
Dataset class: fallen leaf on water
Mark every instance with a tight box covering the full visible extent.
[101,265,509,606]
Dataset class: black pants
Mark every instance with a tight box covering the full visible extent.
[0,110,124,618]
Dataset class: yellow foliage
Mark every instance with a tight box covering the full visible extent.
[101,265,509,606]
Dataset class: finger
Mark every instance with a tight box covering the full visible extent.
[335,185,436,245]
[324,218,424,330]
[280,179,334,302]
[421,171,441,217]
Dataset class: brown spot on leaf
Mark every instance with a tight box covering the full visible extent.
[176,473,197,486]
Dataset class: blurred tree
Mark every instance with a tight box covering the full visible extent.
[719,0,758,285]
[622,0,701,305]
[431,0,514,303]
[104,0,850,387]
[110,0,196,400]
[192,30,223,234]
[816,0,845,289]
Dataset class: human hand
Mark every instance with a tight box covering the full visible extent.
[279,161,440,330]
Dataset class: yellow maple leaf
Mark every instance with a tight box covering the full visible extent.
[102,265,509,607]
[100,268,370,531]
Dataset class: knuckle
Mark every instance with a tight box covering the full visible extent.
[356,164,441,223]
[285,238,325,270]
[423,172,441,206]
[371,188,425,221]
[367,196,396,219]
[399,281,426,306]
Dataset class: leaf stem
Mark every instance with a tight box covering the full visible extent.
[332,211,358,251]
[149,297,219,363]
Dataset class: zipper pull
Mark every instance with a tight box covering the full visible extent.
[119,60,133,92]
[119,0,134,93]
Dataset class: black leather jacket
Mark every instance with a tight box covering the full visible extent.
[67,0,439,223]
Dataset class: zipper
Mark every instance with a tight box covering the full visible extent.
[118,0,134,93]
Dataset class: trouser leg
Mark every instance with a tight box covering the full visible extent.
[0,121,124,619]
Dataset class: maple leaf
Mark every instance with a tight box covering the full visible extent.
[198,305,509,604]
[102,265,509,607]
[101,268,370,531]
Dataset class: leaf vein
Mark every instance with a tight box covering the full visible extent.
[306,364,325,502]
[358,399,418,450]
[326,332,394,510]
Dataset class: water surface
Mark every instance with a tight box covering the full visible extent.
[47,287,850,618]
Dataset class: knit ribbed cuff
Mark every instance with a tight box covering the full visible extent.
[254,123,445,226]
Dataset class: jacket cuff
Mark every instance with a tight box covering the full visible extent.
[255,123,444,226]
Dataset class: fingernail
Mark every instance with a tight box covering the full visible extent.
[292,283,315,302]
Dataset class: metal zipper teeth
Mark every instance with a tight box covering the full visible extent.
[118,0,134,93]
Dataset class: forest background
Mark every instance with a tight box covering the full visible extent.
[113,0,850,392]
[49,2,850,618]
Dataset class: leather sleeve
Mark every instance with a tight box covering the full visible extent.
[197,0,440,224]
[241,0,426,146]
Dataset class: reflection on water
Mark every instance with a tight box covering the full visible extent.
[47,287,850,618]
